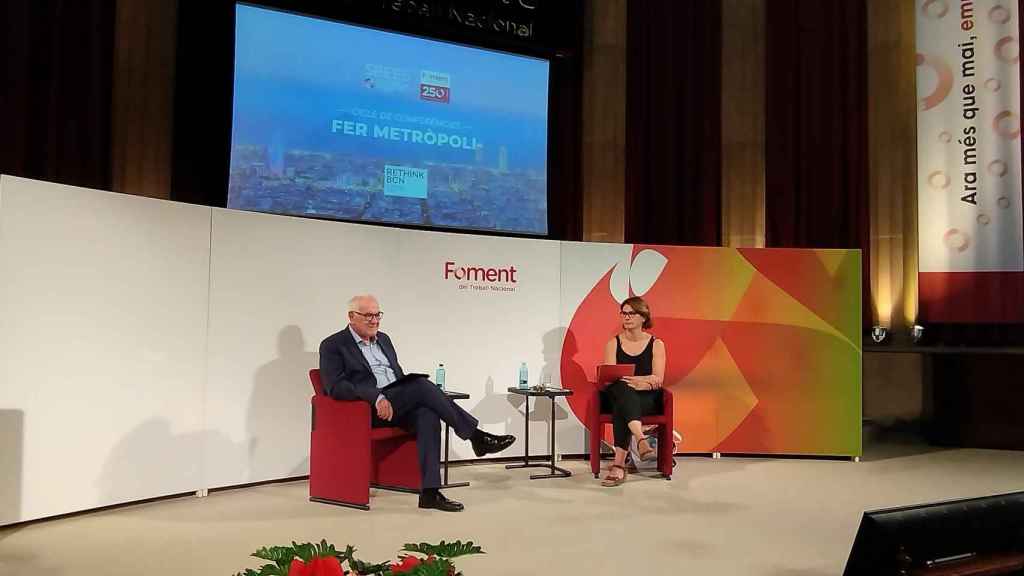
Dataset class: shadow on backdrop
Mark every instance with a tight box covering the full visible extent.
[0,410,23,527]
[97,418,239,506]
[247,325,316,480]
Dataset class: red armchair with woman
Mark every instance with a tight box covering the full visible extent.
[595,296,671,486]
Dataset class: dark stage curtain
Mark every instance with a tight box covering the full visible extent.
[764,0,870,325]
[625,0,722,246]
[1,0,115,191]
[170,0,235,209]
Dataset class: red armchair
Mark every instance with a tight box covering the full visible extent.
[308,369,421,510]
[588,386,674,479]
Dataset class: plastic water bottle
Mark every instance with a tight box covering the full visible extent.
[518,362,529,390]
[435,363,445,391]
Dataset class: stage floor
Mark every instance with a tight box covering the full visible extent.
[2,443,1023,575]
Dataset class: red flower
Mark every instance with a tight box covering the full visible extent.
[390,555,439,574]
[288,555,345,576]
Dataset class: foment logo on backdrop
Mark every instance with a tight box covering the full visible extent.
[443,261,518,292]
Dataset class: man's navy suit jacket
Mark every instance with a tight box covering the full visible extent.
[319,327,405,404]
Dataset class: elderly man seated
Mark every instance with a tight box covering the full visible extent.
[319,294,516,512]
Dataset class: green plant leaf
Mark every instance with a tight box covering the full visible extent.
[336,544,358,563]
[233,564,289,576]
[315,539,340,558]
[338,542,389,575]
[348,558,392,575]
[293,541,316,562]
[251,545,298,570]
[402,540,484,559]
[407,558,456,576]
[251,545,289,562]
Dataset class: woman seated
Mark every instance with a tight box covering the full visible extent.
[600,296,666,487]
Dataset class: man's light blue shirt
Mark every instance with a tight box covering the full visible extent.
[350,325,394,404]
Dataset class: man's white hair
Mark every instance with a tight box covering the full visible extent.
[347,294,379,313]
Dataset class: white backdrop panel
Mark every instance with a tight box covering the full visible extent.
[0,176,211,524]
[560,242,632,328]
[204,209,403,487]
[559,241,633,382]
[388,228,567,459]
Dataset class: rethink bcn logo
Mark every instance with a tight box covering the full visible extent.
[384,165,428,199]
[444,261,518,293]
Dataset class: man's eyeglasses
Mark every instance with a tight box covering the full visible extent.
[619,311,640,318]
[352,311,384,321]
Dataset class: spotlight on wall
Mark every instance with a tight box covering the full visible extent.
[911,324,925,344]
[871,326,888,343]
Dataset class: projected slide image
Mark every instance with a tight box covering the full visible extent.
[227,4,550,235]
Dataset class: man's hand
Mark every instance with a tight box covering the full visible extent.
[375,397,394,421]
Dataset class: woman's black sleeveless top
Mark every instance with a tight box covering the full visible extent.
[616,334,655,376]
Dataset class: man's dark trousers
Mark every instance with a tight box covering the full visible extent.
[372,377,478,489]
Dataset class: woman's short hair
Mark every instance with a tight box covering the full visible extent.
[621,296,653,329]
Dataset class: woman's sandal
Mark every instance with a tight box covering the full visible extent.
[636,438,657,462]
[601,464,627,487]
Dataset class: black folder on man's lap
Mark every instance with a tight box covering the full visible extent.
[382,373,431,389]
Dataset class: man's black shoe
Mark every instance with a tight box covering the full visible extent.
[470,430,516,457]
[418,490,464,512]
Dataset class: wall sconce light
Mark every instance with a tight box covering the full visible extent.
[911,324,925,344]
[871,326,888,343]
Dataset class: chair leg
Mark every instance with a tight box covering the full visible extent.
[658,425,673,478]
[590,420,603,478]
